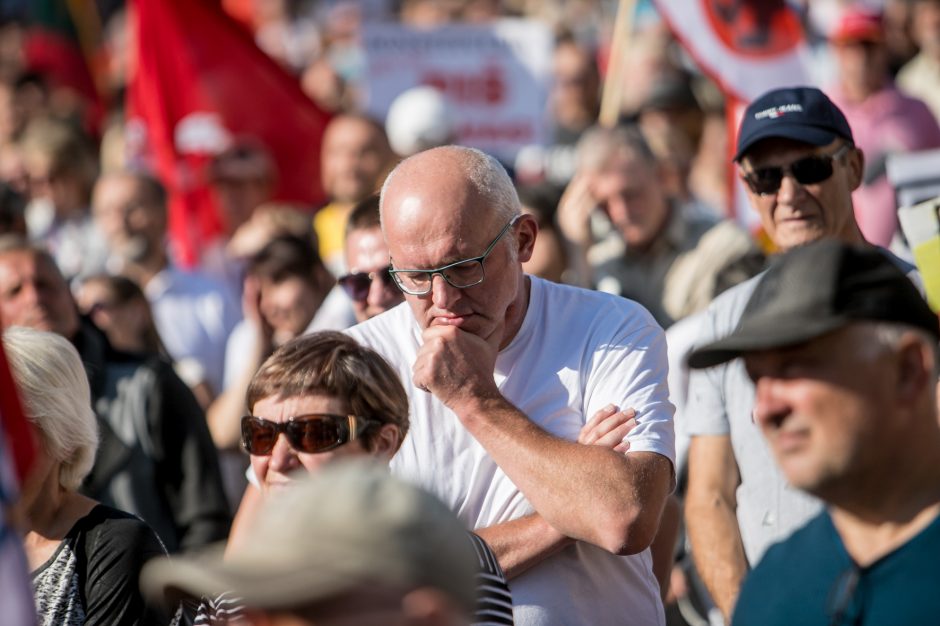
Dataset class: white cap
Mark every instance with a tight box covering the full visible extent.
[385,86,458,157]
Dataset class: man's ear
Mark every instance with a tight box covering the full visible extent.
[845,146,865,192]
[895,333,933,406]
[515,213,539,264]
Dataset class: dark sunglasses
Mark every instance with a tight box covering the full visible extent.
[338,265,395,302]
[741,144,851,195]
[240,414,380,455]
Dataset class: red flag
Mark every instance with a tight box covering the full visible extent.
[127,0,331,267]
[22,0,106,135]
[0,323,38,626]
[652,0,811,230]
[0,330,36,486]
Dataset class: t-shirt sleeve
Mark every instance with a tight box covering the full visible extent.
[82,513,169,626]
[684,302,732,437]
[583,318,676,467]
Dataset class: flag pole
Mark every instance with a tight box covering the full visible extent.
[598,0,637,128]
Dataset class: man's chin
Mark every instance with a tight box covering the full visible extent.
[775,224,826,251]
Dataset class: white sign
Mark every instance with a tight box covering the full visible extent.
[362,19,552,164]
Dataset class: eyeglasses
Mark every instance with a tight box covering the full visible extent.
[338,265,395,302]
[741,144,851,196]
[240,414,380,455]
[389,215,520,296]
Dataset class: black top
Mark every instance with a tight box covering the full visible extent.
[73,319,232,553]
[31,505,169,626]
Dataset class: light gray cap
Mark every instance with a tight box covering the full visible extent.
[140,459,478,613]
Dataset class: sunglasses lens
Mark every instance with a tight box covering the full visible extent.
[791,156,834,185]
[340,267,397,301]
[747,168,783,195]
[339,273,371,301]
[288,417,343,453]
[242,417,277,454]
[379,266,395,287]
[746,154,836,194]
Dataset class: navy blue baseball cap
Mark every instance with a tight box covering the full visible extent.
[733,86,854,162]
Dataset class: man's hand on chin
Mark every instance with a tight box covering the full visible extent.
[413,324,502,410]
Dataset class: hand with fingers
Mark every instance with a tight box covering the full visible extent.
[242,274,275,351]
[578,405,637,454]
[557,171,598,249]
[413,325,502,410]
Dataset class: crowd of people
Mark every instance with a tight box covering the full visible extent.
[1,1,940,625]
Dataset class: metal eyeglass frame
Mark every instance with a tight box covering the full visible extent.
[388,214,521,296]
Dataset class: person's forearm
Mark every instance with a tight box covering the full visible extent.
[474,514,574,579]
[685,493,748,620]
[207,337,271,449]
[455,396,672,555]
[650,494,681,601]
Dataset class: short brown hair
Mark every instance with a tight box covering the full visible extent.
[246,331,409,450]
[344,194,381,239]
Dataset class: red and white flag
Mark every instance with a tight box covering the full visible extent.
[127,0,332,266]
[653,1,813,227]
[0,322,38,626]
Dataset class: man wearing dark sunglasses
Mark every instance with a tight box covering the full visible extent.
[338,195,404,323]
[685,86,924,622]
[347,145,676,625]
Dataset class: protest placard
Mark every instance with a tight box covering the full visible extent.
[362,19,552,163]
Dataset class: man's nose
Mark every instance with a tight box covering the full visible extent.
[21,280,42,306]
[430,273,461,309]
[775,170,808,204]
[752,376,790,427]
[605,195,630,225]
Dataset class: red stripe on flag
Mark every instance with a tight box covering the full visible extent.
[0,330,36,486]
[128,0,332,267]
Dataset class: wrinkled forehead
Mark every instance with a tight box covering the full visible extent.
[384,171,496,238]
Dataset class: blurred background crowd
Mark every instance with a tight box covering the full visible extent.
[0,0,939,624]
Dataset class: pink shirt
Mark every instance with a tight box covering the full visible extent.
[830,83,940,246]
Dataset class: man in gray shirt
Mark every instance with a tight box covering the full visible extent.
[683,86,920,622]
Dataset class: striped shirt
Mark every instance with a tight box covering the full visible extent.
[192,532,514,624]
[468,532,515,625]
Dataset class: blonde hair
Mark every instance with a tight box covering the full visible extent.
[3,326,98,490]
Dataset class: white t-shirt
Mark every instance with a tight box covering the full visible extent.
[347,276,675,626]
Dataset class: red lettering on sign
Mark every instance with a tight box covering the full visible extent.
[458,121,534,142]
[420,66,506,105]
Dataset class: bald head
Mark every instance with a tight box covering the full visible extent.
[380,146,519,232]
